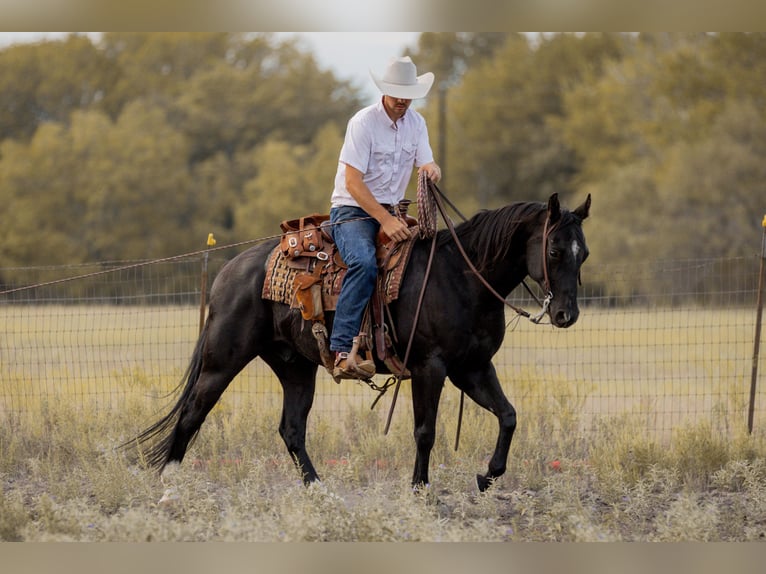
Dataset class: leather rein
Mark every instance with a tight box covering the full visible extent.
[426,178,557,324]
[382,176,556,438]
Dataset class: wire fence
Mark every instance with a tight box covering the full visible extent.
[1,253,764,442]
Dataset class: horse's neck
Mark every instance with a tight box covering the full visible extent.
[484,253,530,299]
[465,214,538,299]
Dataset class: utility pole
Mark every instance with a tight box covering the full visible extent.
[438,83,447,182]
[748,213,766,433]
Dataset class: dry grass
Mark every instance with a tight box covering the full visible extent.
[1,383,766,541]
[2,304,766,540]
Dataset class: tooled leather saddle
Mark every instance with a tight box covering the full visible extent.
[262,201,419,379]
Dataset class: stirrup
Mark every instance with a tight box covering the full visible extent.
[332,352,376,382]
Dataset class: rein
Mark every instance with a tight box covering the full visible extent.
[382,175,555,442]
[426,177,555,323]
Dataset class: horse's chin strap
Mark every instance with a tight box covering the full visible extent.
[529,214,556,324]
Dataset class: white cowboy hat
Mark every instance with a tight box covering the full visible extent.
[370,56,435,99]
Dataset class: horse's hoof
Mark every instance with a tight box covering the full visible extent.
[158,486,180,507]
[476,474,494,492]
[160,461,180,485]
[412,483,439,505]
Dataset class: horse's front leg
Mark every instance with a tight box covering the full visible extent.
[410,362,447,489]
[450,362,517,491]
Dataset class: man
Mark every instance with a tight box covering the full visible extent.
[329,56,442,380]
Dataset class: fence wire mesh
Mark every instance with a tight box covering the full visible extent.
[0,255,763,441]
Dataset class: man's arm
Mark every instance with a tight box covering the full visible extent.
[344,164,411,243]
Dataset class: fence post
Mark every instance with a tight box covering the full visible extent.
[748,214,766,434]
[199,233,216,335]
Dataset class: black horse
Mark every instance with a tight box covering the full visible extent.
[128,192,590,491]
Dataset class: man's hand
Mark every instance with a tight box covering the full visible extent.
[419,162,442,183]
[380,212,411,243]
[345,164,412,243]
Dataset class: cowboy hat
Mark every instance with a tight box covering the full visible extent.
[370,56,434,99]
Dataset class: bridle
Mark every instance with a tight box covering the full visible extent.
[422,176,559,323]
[535,215,559,323]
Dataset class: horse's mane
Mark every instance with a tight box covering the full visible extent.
[438,201,582,273]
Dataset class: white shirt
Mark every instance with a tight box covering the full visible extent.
[331,98,434,208]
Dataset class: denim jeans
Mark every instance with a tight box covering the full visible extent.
[329,206,380,353]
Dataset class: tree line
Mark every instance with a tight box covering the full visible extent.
[1,33,764,299]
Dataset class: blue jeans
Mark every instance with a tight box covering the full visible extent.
[329,206,380,353]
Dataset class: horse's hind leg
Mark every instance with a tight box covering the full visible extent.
[450,362,517,491]
[156,308,262,472]
[263,349,320,484]
[155,350,258,506]
[166,368,244,465]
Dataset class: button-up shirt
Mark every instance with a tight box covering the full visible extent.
[331,98,434,208]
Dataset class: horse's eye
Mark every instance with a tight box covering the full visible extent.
[549,249,560,259]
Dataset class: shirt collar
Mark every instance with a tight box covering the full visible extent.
[376,96,407,130]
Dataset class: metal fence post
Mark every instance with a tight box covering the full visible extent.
[748,214,766,434]
[199,233,216,335]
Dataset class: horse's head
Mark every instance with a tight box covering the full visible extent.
[527,193,591,328]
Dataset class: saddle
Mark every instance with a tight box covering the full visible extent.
[262,201,419,381]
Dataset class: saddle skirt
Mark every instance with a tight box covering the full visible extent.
[261,225,419,319]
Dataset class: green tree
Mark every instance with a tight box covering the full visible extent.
[174,41,358,164]
[80,100,194,260]
[0,35,118,142]
[188,152,240,236]
[0,32,362,267]
[407,33,511,87]
[443,33,625,212]
[405,33,514,190]
[655,101,766,260]
[0,122,90,266]
[560,33,766,271]
[99,32,232,109]
[233,122,343,241]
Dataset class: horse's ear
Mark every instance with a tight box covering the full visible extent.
[547,193,561,223]
[573,193,591,221]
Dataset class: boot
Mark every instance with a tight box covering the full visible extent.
[333,351,376,381]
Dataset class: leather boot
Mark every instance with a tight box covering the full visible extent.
[333,352,376,381]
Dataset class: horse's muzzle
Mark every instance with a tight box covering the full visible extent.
[552,305,579,328]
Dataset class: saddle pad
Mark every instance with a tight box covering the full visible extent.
[262,236,417,311]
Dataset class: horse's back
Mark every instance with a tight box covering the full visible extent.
[205,240,280,342]
[210,240,277,299]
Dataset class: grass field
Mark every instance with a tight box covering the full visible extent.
[1,304,760,433]
[1,303,766,540]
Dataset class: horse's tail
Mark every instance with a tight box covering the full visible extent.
[120,324,208,472]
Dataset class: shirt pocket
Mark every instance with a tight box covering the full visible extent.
[372,144,395,168]
[401,141,417,165]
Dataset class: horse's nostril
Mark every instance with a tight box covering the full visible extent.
[556,310,571,326]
